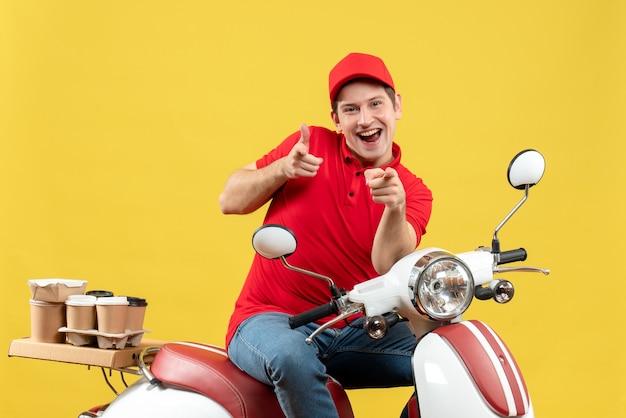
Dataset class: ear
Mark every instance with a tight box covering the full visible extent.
[394,93,403,119]
[330,111,341,131]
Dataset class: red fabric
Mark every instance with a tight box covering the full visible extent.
[226,126,432,346]
[328,52,395,101]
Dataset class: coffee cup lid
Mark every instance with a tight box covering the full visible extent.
[124,296,148,307]
[65,294,97,306]
[95,296,129,306]
[86,290,114,297]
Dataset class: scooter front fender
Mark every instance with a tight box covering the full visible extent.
[413,320,533,418]
[99,379,232,418]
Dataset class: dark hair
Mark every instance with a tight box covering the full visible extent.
[331,82,396,113]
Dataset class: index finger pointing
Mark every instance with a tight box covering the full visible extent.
[382,167,398,178]
[299,123,310,147]
[364,168,385,183]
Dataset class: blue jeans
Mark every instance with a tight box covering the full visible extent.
[227,312,416,418]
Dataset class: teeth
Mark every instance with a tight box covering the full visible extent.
[359,129,380,137]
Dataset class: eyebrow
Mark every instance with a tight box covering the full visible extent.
[339,95,387,109]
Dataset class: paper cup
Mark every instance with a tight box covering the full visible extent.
[125,297,148,331]
[30,299,66,343]
[95,297,129,334]
[65,295,97,330]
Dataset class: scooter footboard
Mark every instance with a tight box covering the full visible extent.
[413,320,532,417]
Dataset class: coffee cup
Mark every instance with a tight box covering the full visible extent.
[65,295,97,330]
[30,299,66,343]
[125,297,148,331]
[95,296,129,334]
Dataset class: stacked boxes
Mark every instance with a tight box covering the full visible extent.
[28,279,87,343]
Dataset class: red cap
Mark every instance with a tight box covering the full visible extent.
[328,53,395,102]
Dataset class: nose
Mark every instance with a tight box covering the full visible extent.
[358,108,373,126]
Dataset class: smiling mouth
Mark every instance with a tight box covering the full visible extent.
[358,128,382,143]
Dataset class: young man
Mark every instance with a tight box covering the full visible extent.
[219,52,433,418]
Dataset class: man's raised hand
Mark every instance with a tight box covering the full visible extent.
[364,167,406,209]
[282,124,323,179]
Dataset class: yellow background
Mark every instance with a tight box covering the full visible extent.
[1,1,625,417]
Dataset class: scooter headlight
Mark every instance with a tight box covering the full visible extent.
[413,251,474,321]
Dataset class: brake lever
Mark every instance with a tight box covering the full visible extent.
[494,266,550,275]
[305,305,364,344]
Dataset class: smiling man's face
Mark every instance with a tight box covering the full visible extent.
[332,79,402,168]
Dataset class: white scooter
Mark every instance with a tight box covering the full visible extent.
[81,149,549,418]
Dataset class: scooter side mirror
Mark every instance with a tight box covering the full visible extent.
[507,149,546,190]
[252,224,297,259]
[493,149,546,252]
[252,224,341,296]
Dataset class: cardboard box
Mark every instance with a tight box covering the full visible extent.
[8,338,167,369]
[28,279,88,303]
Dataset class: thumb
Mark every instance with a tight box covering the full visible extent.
[299,123,310,151]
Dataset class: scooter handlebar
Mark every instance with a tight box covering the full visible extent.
[289,302,338,329]
[498,248,527,264]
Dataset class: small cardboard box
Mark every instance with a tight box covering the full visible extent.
[28,279,88,303]
[8,338,167,369]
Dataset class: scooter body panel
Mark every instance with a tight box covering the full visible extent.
[99,379,231,418]
[413,320,534,418]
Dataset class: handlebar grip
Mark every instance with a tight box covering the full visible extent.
[498,248,527,265]
[288,302,338,329]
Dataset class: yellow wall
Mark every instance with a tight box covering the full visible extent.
[1,1,624,417]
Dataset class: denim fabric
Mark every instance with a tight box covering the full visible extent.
[227,312,416,418]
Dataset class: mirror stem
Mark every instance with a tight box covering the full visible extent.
[492,184,530,257]
[279,256,343,299]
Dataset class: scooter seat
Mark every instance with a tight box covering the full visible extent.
[150,342,354,418]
